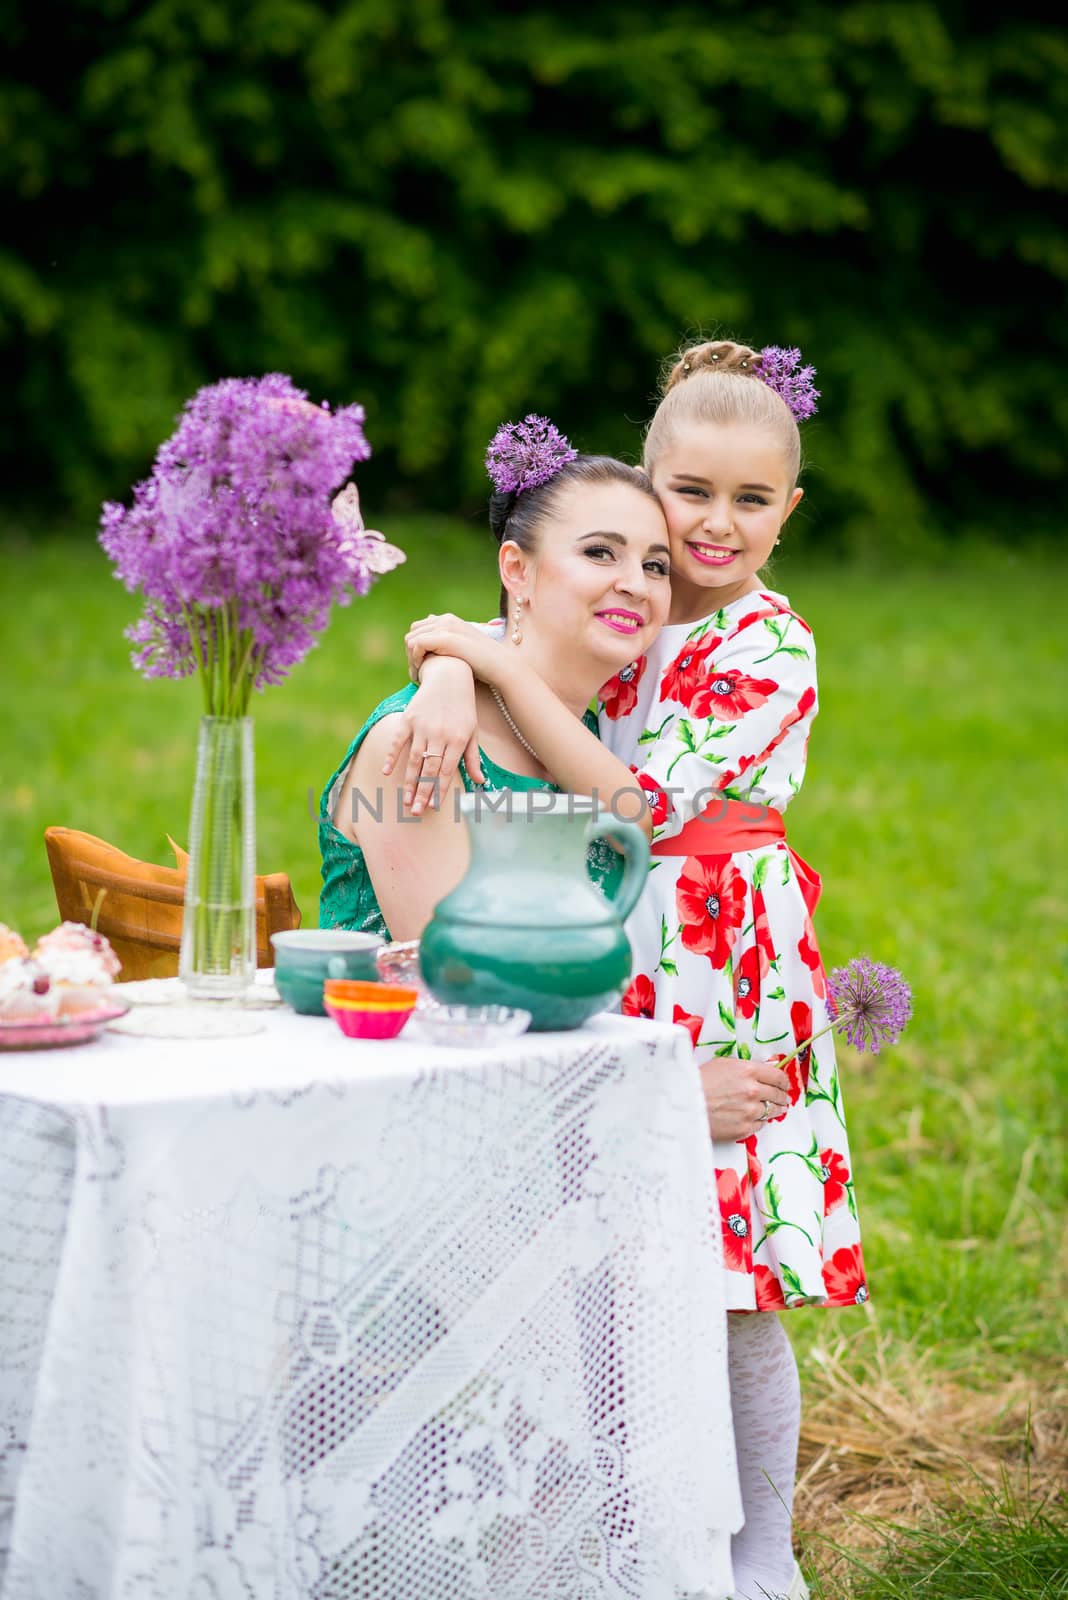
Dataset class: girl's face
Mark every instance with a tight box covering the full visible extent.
[504,481,672,674]
[650,422,803,619]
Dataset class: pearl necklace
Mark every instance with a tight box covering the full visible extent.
[490,686,541,764]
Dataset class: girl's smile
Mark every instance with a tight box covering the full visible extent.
[686,542,742,567]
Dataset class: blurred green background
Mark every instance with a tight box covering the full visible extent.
[4,1,1066,546]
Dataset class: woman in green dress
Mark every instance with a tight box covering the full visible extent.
[319,432,672,940]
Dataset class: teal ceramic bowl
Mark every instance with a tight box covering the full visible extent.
[270,929,385,1016]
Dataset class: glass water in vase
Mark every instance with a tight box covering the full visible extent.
[179,716,256,999]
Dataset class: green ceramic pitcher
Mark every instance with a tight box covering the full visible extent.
[419,792,649,1031]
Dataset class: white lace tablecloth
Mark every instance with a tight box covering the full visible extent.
[0,992,740,1600]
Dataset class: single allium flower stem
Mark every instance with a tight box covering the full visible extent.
[219,600,234,716]
[182,602,209,715]
[203,609,218,715]
[767,958,912,1070]
[231,629,256,716]
[767,1021,837,1076]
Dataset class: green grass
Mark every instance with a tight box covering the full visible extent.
[807,1479,1068,1599]
[2,524,1065,1381]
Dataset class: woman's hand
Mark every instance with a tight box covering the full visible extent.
[381,663,483,814]
[405,614,511,687]
[696,1054,792,1142]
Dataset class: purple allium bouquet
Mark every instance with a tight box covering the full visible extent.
[100,374,398,715]
[99,375,401,996]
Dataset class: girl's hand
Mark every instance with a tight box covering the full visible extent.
[696,1054,792,1142]
[402,611,459,682]
[381,664,483,813]
[405,611,466,679]
[405,615,511,688]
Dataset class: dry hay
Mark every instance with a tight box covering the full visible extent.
[793,1331,1067,1575]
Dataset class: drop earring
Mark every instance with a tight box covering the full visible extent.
[511,600,523,644]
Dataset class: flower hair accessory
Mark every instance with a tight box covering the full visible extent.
[755,346,820,421]
[485,414,578,495]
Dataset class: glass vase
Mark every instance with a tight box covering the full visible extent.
[179,716,256,999]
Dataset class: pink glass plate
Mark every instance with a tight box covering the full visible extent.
[0,998,130,1051]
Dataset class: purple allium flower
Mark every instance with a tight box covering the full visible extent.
[485,415,578,495]
[827,958,912,1054]
[99,376,384,707]
[756,346,821,422]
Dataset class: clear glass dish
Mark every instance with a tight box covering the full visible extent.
[410,1004,532,1047]
[374,940,425,992]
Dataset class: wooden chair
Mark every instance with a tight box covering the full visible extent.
[43,827,301,982]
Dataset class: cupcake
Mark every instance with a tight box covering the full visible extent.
[0,924,28,965]
[0,957,59,1022]
[33,923,121,1016]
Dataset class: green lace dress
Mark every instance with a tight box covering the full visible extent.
[319,684,619,937]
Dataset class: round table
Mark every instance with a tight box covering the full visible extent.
[0,991,740,1599]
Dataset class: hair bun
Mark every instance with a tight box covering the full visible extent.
[664,340,759,395]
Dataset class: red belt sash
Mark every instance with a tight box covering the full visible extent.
[651,796,822,917]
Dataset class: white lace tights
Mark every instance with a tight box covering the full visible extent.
[727,1312,801,1600]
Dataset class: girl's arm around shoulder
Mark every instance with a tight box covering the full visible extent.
[404,617,654,838]
[344,714,472,942]
[381,613,510,810]
[634,598,818,833]
[380,656,484,813]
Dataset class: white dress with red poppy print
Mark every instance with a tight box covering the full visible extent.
[600,589,869,1313]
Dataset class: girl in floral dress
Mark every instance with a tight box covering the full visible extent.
[401,341,867,1600]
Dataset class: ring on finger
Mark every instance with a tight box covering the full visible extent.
[760,1098,773,1123]
[422,750,442,761]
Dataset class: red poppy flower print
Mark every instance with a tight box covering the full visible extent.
[717,1168,753,1274]
[672,1006,704,1047]
[753,887,776,975]
[786,1000,812,1095]
[600,655,647,720]
[797,915,827,1000]
[754,1264,787,1310]
[822,1244,869,1306]
[820,1147,851,1215]
[676,857,748,969]
[790,1001,813,1047]
[773,684,816,739]
[622,973,657,1021]
[745,1138,762,1189]
[690,669,778,722]
[734,945,762,1020]
[659,634,721,708]
[768,1053,804,1113]
[632,769,671,827]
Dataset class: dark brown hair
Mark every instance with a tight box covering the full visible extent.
[490,455,658,612]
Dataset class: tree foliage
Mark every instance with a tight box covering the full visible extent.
[4,1,1066,543]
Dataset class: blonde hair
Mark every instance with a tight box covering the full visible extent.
[643,339,802,486]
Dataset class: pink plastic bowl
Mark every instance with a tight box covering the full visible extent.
[324,998,413,1040]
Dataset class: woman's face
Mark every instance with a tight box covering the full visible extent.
[507,481,672,673]
[651,422,803,614]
